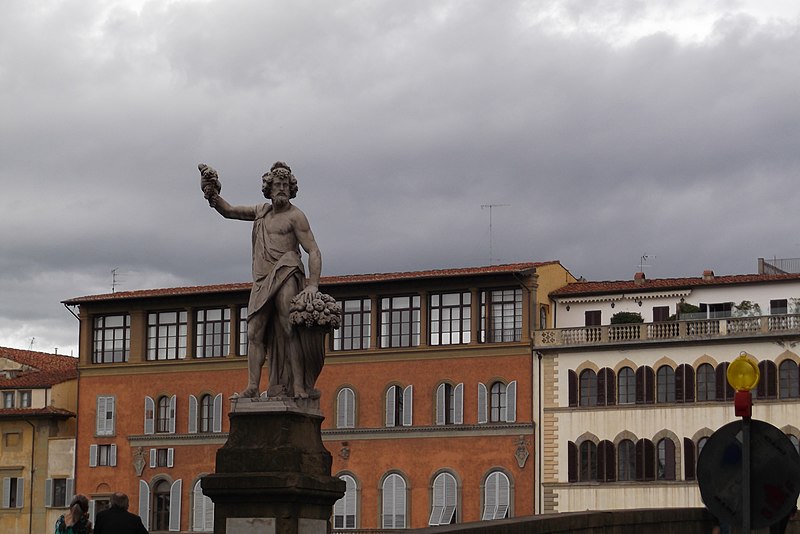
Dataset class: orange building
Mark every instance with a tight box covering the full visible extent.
[65,261,574,531]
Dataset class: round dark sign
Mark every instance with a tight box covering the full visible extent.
[697,419,800,529]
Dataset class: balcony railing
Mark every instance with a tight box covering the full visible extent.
[535,314,800,347]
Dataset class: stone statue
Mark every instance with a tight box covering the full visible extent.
[199,162,339,399]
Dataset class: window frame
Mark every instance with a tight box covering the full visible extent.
[195,307,231,358]
[336,387,355,429]
[429,472,458,526]
[429,291,471,346]
[147,310,188,361]
[481,288,523,342]
[380,295,421,348]
[92,314,131,363]
[333,474,357,530]
[332,298,371,351]
[381,473,407,529]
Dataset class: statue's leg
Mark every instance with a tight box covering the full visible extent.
[241,309,268,398]
[276,278,307,399]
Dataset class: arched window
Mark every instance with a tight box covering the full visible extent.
[381,473,406,529]
[779,360,799,399]
[617,439,635,481]
[157,396,171,433]
[598,368,616,406]
[715,363,735,401]
[675,364,695,403]
[482,471,510,520]
[657,438,676,480]
[490,382,507,422]
[617,367,635,404]
[199,394,213,433]
[386,385,412,427]
[429,472,457,526]
[656,366,675,403]
[333,474,357,529]
[636,366,655,404]
[152,480,171,532]
[337,388,355,429]
[436,383,463,425]
[597,440,615,482]
[192,479,213,532]
[579,441,597,482]
[757,360,778,399]
[696,364,715,401]
[579,370,597,407]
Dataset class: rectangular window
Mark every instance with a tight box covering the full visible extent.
[380,296,420,348]
[333,298,371,350]
[238,306,248,356]
[98,444,117,466]
[3,391,14,408]
[2,477,23,508]
[92,314,130,363]
[147,311,187,360]
[18,390,31,408]
[195,308,230,357]
[46,478,70,507]
[652,306,670,322]
[95,396,115,436]
[771,299,788,315]
[699,302,732,319]
[481,289,523,342]
[430,292,471,345]
[584,310,601,327]
[150,447,174,468]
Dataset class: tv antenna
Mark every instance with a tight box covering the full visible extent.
[111,268,123,293]
[481,204,510,265]
[29,337,35,350]
[638,254,655,274]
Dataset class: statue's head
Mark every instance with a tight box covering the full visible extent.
[262,161,298,200]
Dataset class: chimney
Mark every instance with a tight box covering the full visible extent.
[634,272,646,286]
[702,270,714,281]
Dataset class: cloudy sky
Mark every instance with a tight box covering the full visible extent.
[2,0,799,356]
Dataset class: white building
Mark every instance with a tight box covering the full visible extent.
[534,270,800,513]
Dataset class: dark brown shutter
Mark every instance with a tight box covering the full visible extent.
[664,439,676,480]
[675,366,684,402]
[598,370,606,406]
[568,370,578,407]
[606,369,616,406]
[635,440,644,481]
[568,442,578,482]
[684,438,696,481]
[636,367,645,404]
[644,440,656,481]
[716,364,726,400]
[684,365,695,402]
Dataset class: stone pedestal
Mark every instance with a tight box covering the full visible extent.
[201,398,345,534]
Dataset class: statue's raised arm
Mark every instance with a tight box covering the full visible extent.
[198,163,257,221]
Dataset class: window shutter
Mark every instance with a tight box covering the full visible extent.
[169,479,182,531]
[149,448,157,468]
[385,386,396,427]
[429,475,445,525]
[193,480,204,531]
[204,491,214,531]
[1,477,9,508]
[635,440,644,481]
[684,366,695,402]
[89,444,98,467]
[45,478,53,507]
[110,445,117,467]
[684,438,696,481]
[605,441,616,482]
[343,476,355,528]
[139,480,150,530]
[89,500,96,524]
[188,395,198,434]
[598,370,606,406]
[606,369,616,406]
[675,366,684,402]
[96,397,107,434]
[482,473,497,520]
[167,448,175,468]
[506,381,517,422]
[169,395,177,433]
[345,389,355,428]
[15,479,23,509]
[454,383,464,424]
[144,396,155,435]
[568,370,578,407]
[635,367,645,404]
[107,396,115,434]
[66,478,74,503]
[402,385,413,426]
[213,393,223,433]
[477,383,488,424]
[336,390,346,428]
[568,442,578,482]
[435,384,445,425]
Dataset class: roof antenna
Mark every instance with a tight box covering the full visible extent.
[481,204,510,265]
[29,337,35,350]
[638,254,655,275]
[112,267,122,293]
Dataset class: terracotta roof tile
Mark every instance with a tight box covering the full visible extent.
[63,262,559,304]
[0,347,77,388]
[0,406,75,419]
[550,272,800,298]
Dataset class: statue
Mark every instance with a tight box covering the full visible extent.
[198,162,340,399]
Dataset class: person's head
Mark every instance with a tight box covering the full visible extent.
[262,161,298,205]
[110,492,130,510]
[70,494,89,520]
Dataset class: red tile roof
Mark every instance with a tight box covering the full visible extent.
[0,406,75,419]
[550,272,800,298]
[63,262,559,304]
[0,347,78,388]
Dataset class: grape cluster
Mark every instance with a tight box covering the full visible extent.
[289,292,342,328]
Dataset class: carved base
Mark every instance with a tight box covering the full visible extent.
[201,403,344,534]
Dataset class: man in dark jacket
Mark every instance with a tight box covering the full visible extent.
[94,492,148,534]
